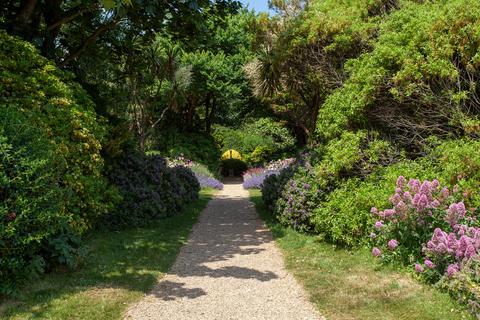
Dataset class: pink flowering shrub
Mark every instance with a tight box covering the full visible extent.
[371,176,478,270]
[371,176,480,314]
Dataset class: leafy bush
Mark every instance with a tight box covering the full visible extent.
[169,166,200,203]
[311,160,429,246]
[103,153,199,228]
[0,32,116,230]
[316,0,480,148]
[154,129,221,175]
[213,118,296,165]
[261,157,321,232]
[0,119,77,295]
[426,139,480,208]
[0,32,116,295]
[262,167,295,212]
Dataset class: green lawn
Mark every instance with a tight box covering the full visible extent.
[0,189,214,320]
[249,189,472,320]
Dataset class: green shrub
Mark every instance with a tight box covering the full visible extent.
[0,113,75,295]
[427,139,480,208]
[0,32,116,294]
[214,118,296,165]
[311,138,479,247]
[0,31,116,230]
[316,0,480,147]
[154,129,221,175]
[312,161,430,246]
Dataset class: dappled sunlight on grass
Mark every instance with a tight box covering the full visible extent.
[249,189,473,320]
[0,189,215,320]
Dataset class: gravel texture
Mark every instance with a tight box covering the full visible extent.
[125,180,323,320]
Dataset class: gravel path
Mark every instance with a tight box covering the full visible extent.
[125,180,323,320]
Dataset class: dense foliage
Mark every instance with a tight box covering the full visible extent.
[103,153,199,228]
[0,31,117,294]
[214,118,296,165]
[254,1,480,314]
[2,0,480,315]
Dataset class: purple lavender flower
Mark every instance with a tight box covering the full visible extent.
[372,247,381,257]
[195,173,223,190]
[242,169,279,189]
[388,239,398,250]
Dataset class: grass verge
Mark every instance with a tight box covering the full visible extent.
[0,189,215,320]
[249,189,472,320]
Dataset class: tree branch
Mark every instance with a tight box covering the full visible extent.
[47,3,98,31]
[59,18,120,67]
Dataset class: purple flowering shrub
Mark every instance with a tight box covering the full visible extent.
[261,166,295,211]
[242,168,279,189]
[371,176,480,312]
[242,158,295,190]
[104,153,200,228]
[274,167,323,232]
[167,156,223,190]
[195,173,224,190]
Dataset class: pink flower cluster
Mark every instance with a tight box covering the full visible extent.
[373,177,447,223]
[422,226,480,276]
[372,176,467,227]
[265,158,296,171]
[371,176,478,278]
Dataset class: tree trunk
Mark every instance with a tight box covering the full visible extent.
[42,0,62,60]
[205,93,211,133]
[11,0,38,38]
[185,95,196,132]
[206,95,216,134]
